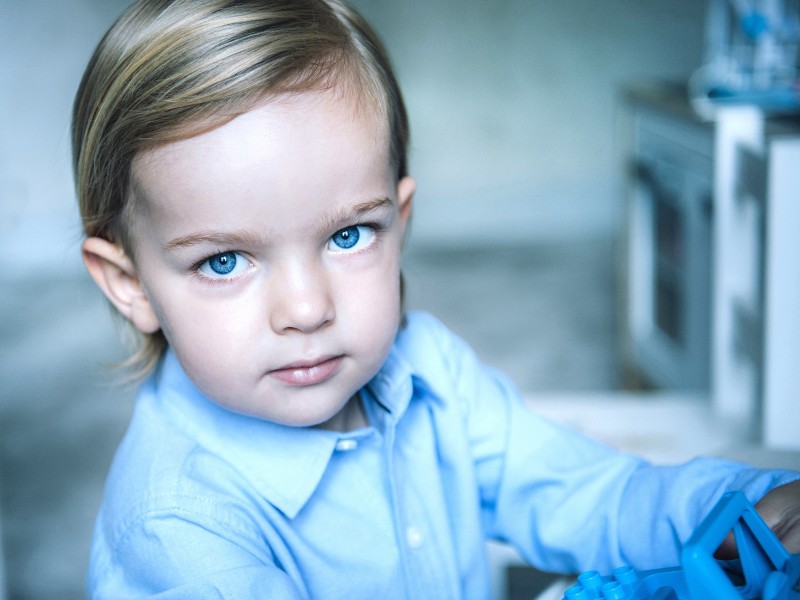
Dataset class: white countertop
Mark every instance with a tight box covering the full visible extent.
[524,391,800,469]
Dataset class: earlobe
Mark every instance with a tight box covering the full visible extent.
[82,237,161,334]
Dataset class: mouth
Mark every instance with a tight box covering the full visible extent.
[267,356,344,386]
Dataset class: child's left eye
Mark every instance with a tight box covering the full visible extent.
[327,225,375,252]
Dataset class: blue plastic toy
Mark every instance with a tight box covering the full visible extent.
[562,491,800,599]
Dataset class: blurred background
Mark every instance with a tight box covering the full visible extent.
[2,0,800,599]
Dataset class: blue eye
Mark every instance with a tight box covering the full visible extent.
[198,251,249,279]
[328,226,374,252]
[332,227,359,249]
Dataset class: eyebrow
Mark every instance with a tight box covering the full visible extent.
[163,196,394,251]
[164,230,264,252]
[317,196,394,236]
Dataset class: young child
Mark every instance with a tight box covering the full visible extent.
[73,0,799,598]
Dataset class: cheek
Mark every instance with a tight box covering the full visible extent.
[350,262,402,331]
[162,308,257,407]
[146,284,259,363]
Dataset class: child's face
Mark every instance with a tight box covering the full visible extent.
[123,90,414,427]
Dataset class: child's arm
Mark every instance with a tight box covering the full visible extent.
[406,312,800,575]
[487,396,800,574]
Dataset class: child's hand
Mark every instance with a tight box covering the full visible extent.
[753,479,800,553]
[715,480,800,558]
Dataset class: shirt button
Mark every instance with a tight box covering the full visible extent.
[406,526,424,549]
[335,439,358,452]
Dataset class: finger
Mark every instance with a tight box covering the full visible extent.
[714,530,738,560]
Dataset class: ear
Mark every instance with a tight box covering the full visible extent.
[396,176,415,232]
[82,237,161,334]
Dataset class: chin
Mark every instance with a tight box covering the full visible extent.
[266,406,341,428]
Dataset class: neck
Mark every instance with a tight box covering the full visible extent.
[315,393,367,432]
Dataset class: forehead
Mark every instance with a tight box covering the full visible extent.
[127,88,393,236]
[140,86,387,171]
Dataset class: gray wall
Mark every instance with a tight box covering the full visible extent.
[1,0,132,279]
[352,0,707,244]
[0,0,707,279]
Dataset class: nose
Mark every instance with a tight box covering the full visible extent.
[269,260,335,334]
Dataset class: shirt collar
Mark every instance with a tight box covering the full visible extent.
[149,345,416,519]
[363,344,415,427]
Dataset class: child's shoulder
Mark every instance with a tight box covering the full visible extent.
[396,310,467,370]
[98,387,259,543]
[398,310,465,351]
[393,311,518,436]
[395,310,494,396]
[91,409,268,585]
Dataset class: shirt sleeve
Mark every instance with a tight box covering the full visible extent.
[492,397,798,573]
[90,501,306,600]
[419,313,800,575]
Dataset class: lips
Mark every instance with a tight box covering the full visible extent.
[267,356,343,386]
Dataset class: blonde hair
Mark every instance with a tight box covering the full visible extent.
[72,0,409,377]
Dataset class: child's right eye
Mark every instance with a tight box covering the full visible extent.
[197,251,250,279]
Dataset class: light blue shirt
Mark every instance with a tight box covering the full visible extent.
[88,311,797,599]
